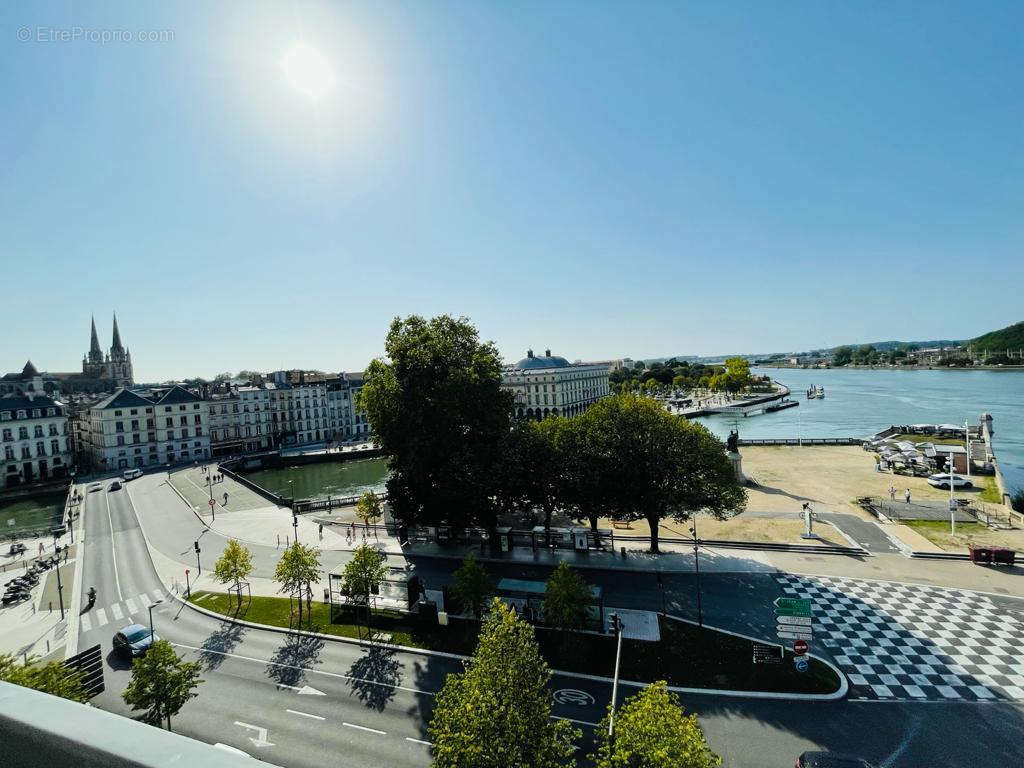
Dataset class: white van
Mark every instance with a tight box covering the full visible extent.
[122,468,143,481]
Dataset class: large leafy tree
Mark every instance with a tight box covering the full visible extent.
[341,543,387,632]
[273,541,322,626]
[450,554,492,618]
[213,538,253,606]
[0,654,87,702]
[495,419,565,536]
[355,490,383,537]
[542,562,592,633]
[591,681,720,768]
[122,640,203,731]
[360,315,513,529]
[429,599,579,768]
[582,393,746,552]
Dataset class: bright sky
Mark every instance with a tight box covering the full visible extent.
[3,1,1022,381]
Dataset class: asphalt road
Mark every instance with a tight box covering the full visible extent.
[76,479,1024,768]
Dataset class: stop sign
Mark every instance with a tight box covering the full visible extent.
[794,639,808,656]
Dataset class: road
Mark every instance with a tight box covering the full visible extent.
[76,479,1024,767]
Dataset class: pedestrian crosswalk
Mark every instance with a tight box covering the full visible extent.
[80,589,166,633]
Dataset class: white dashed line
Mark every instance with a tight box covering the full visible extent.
[125,598,138,614]
[343,722,386,735]
[110,603,123,621]
[80,614,92,632]
[94,608,108,627]
[287,709,325,721]
[405,737,432,746]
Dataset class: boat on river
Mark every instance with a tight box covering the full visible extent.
[805,385,825,399]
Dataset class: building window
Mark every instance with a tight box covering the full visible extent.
[166,418,173,427]
[34,425,44,438]
[167,429,175,439]
[114,410,122,417]
[116,436,125,446]
[51,439,59,454]
[18,427,28,440]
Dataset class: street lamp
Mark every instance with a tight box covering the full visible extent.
[53,543,65,620]
[148,599,163,641]
[292,510,299,545]
[206,472,216,522]
[689,518,704,627]
[607,613,624,748]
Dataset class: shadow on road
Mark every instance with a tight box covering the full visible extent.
[264,631,324,688]
[346,644,402,711]
[198,621,247,670]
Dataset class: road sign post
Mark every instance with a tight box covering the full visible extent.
[775,596,813,644]
[793,639,808,655]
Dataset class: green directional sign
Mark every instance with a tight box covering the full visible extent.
[774,597,812,617]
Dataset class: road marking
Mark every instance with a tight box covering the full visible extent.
[110,603,123,621]
[94,608,108,627]
[80,614,92,632]
[138,593,153,608]
[125,597,138,614]
[103,488,124,601]
[286,709,325,721]
[277,683,326,695]
[555,716,600,727]
[234,721,274,748]
[171,643,437,697]
[405,737,432,746]
[343,722,386,735]
[152,589,164,601]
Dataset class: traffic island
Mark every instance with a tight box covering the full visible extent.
[189,591,842,697]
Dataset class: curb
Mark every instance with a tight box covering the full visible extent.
[64,486,86,659]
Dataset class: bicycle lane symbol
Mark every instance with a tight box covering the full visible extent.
[553,688,596,707]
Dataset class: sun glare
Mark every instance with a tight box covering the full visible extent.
[281,43,335,100]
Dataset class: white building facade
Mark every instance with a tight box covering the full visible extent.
[502,349,611,420]
[84,386,210,471]
[1,391,72,489]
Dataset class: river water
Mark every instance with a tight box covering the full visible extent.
[694,368,1024,494]
[242,457,389,500]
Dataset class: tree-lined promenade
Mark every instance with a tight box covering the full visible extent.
[361,314,746,552]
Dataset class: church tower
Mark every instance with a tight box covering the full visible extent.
[81,312,134,387]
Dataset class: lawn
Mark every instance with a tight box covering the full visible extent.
[979,475,1002,504]
[191,591,840,695]
[903,519,1023,553]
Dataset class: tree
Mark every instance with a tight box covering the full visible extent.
[360,315,513,530]
[429,599,579,768]
[355,490,383,537]
[340,543,387,630]
[213,538,253,606]
[273,541,321,626]
[581,393,746,553]
[0,654,87,702]
[122,640,203,730]
[591,681,720,768]
[831,345,854,366]
[450,554,492,618]
[542,562,592,635]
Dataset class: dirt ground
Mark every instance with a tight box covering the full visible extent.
[601,515,848,546]
[740,445,986,516]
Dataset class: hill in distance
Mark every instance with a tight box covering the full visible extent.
[971,321,1024,353]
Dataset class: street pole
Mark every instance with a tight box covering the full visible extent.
[292,511,299,545]
[185,569,191,599]
[207,474,216,522]
[148,599,163,641]
[607,613,623,748]
[965,420,971,478]
[194,541,201,576]
[54,544,65,620]
[949,450,956,536]
[689,519,704,627]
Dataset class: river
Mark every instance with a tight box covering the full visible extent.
[242,457,389,500]
[694,368,1024,494]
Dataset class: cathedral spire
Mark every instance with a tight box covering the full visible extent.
[111,312,124,354]
[88,315,103,363]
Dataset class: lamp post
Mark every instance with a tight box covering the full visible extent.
[206,473,216,522]
[948,449,956,536]
[292,510,299,545]
[607,613,624,748]
[965,420,971,478]
[185,568,191,599]
[53,543,65,620]
[194,540,201,576]
[148,599,163,641]
[688,518,704,627]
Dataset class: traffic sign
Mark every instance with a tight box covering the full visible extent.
[776,629,813,641]
[794,656,809,673]
[793,639,808,655]
[773,597,812,617]
[776,615,812,627]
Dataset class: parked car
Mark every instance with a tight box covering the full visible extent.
[796,752,877,768]
[108,480,122,491]
[927,473,973,490]
[113,624,158,657]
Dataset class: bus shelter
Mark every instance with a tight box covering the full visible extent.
[496,577,604,631]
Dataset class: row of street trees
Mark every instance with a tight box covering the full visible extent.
[361,315,747,552]
[429,598,720,768]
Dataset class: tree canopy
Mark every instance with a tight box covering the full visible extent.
[355,490,383,535]
[0,654,87,702]
[542,562,592,633]
[429,599,579,768]
[591,681,721,768]
[579,393,746,552]
[122,640,203,730]
[360,315,513,529]
[213,539,253,605]
[450,554,493,618]
[341,543,387,603]
[273,541,321,626]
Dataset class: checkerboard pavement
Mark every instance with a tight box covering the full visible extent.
[776,574,1024,701]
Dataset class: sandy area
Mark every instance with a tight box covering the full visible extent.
[601,515,848,546]
[740,445,985,516]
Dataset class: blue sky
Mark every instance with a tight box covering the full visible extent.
[2,1,1022,381]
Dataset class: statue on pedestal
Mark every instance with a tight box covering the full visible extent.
[726,429,739,454]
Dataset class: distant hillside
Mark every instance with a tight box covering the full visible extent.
[971,321,1024,353]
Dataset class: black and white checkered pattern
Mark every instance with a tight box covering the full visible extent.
[776,574,1024,701]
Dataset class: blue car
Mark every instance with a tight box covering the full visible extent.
[113,624,158,657]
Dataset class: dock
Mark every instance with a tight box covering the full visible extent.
[677,382,793,418]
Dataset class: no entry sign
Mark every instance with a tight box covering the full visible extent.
[793,639,808,656]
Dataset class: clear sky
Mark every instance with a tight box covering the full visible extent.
[2,1,1022,381]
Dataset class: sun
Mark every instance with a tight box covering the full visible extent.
[281,43,335,100]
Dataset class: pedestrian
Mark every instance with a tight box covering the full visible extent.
[888,485,896,502]
[905,488,911,504]
[39,542,44,556]
[277,533,280,548]
[223,492,229,505]
[318,523,323,540]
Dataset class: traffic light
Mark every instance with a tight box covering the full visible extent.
[193,541,200,554]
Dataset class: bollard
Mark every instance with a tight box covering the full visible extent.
[621,546,627,559]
